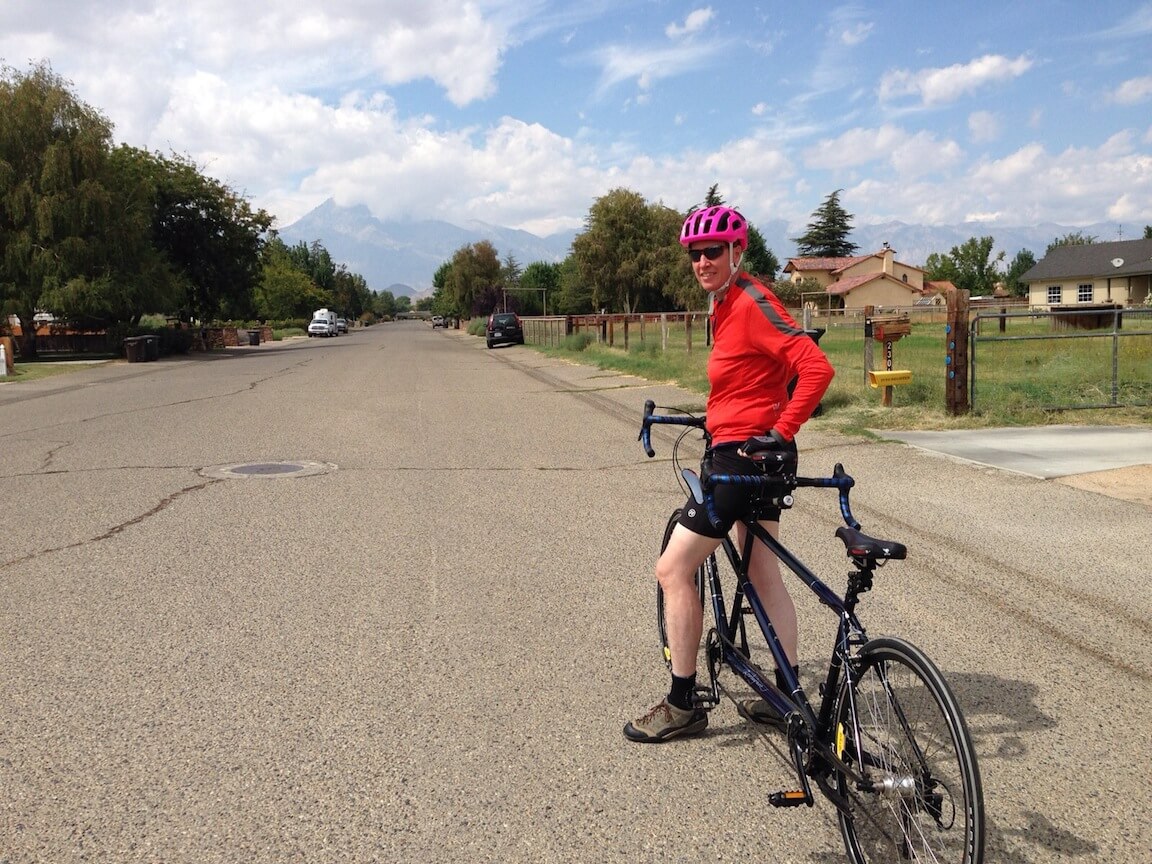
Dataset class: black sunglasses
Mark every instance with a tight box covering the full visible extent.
[687,245,726,262]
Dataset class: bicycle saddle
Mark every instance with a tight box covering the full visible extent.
[834,526,907,561]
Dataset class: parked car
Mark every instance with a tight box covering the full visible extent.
[336,317,348,334]
[431,315,444,328]
[308,317,335,337]
[486,312,524,348]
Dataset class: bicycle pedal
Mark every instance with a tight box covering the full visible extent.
[690,686,718,707]
[768,790,811,808]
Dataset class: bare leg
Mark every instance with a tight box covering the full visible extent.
[738,519,798,667]
[655,523,723,676]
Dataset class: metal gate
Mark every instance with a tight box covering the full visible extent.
[970,306,1152,412]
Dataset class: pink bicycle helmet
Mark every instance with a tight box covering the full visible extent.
[680,206,748,248]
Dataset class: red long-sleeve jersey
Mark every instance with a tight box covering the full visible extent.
[706,274,835,444]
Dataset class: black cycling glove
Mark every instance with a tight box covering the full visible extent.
[739,429,790,460]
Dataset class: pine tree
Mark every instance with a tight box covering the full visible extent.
[792,190,859,258]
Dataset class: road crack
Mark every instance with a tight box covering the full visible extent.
[1,477,223,571]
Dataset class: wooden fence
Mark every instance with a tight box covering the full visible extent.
[521,312,712,351]
[519,300,1033,351]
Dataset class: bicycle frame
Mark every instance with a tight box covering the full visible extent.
[639,401,886,808]
[701,509,878,810]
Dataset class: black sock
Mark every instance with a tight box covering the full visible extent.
[668,673,697,710]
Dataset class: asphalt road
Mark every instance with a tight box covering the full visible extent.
[2,322,1149,863]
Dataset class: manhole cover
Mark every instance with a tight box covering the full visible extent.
[200,460,335,480]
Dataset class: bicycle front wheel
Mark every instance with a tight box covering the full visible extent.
[655,509,707,668]
[834,637,984,864]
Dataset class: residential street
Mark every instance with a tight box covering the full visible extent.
[2,321,1149,863]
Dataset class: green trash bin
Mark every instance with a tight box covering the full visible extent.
[247,329,261,346]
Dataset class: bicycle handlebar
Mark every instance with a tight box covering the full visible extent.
[640,403,860,530]
[639,398,704,457]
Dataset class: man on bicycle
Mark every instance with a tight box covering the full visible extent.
[624,206,835,742]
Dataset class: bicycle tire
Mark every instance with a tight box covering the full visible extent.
[655,509,707,668]
[833,636,984,864]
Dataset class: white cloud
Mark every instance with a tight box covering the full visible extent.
[879,54,1033,107]
[840,22,873,46]
[968,110,1000,143]
[1111,75,1152,104]
[592,38,726,96]
[803,125,962,178]
[666,8,714,39]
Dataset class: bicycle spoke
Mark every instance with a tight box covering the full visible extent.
[835,639,983,864]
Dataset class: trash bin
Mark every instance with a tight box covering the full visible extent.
[247,329,261,346]
[124,337,143,362]
[788,328,827,416]
[143,335,159,361]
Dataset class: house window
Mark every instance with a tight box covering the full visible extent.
[1047,285,1061,304]
[1077,283,1093,303]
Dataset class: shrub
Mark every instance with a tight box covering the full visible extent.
[563,332,594,352]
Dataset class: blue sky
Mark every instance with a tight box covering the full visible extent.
[3,1,1151,240]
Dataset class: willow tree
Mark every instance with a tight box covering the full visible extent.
[445,240,502,315]
[0,61,113,356]
[571,188,691,313]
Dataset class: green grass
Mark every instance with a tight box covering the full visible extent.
[528,315,1152,432]
[2,360,116,384]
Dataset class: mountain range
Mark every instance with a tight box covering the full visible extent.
[278,198,1130,297]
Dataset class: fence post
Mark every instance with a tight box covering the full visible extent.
[685,314,693,353]
[661,314,668,352]
[945,288,970,416]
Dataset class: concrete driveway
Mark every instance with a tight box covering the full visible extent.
[877,425,1152,507]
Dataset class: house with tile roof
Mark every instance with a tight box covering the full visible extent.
[1021,238,1152,308]
[782,245,926,310]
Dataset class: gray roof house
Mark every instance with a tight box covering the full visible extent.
[1021,238,1152,308]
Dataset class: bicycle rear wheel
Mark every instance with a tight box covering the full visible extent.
[655,509,707,668]
[834,637,984,864]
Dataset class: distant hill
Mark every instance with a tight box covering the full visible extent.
[278,199,576,296]
[279,199,1128,293]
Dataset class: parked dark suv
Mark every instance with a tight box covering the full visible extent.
[486,312,524,349]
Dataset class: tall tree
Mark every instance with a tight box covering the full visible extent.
[792,189,859,258]
[520,261,561,315]
[925,236,1004,296]
[1002,249,1037,298]
[572,188,696,312]
[0,61,113,356]
[445,240,501,315]
[1144,225,1152,239]
[143,151,272,322]
[40,144,180,328]
[552,256,592,314]
[254,237,328,319]
[1045,231,1096,256]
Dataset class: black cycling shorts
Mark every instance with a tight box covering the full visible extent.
[677,440,798,539]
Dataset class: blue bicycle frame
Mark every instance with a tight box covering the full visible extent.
[641,399,881,808]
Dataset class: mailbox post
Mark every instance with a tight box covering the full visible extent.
[868,314,912,406]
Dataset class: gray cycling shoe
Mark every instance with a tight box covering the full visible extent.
[623,698,708,743]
